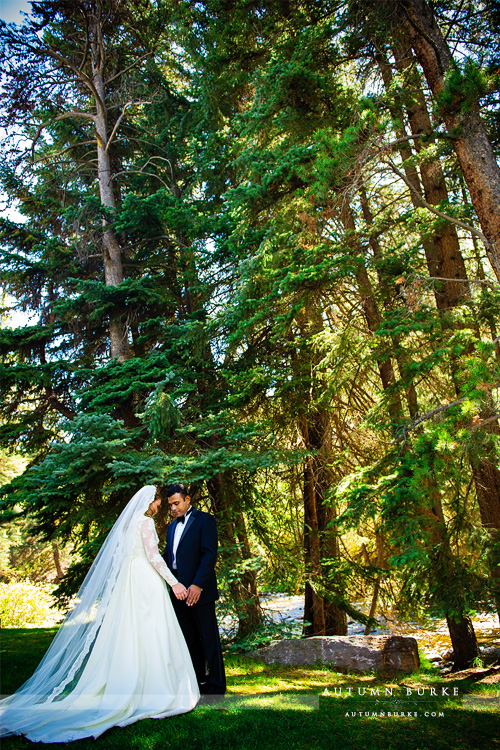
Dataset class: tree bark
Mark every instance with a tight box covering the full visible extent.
[446,614,480,671]
[382,39,500,618]
[359,185,420,418]
[52,541,64,579]
[300,406,348,636]
[346,193,482,655]
[302,453,327,635]
[472,453,500,618]
[207,473,262,635]
[294,304,347,638]
[392,37,471,310]
[397,0,500,283]
[364,533,385,636]
[342,203,403,424]
[90,12,130,361]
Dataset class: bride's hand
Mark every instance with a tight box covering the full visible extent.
[172,582,188,600]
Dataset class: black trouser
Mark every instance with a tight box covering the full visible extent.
[171,597,226,695]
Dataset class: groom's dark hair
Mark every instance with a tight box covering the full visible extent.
[165,483,189,499]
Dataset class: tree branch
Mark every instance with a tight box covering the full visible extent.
[33,140,97,164]
[386,159,490,247]
[471,414,500,431]
[112,156,176,188]
[399,378,500,436]
[106,101,151,151]
[105,102,133,151]
[38,46,105,112]
[31,111,95,159]
[112,169,171,189]
[105,51,154,85]
[46,394,76,420]
[407,274,499,291]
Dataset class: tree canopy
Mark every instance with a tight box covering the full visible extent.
[1,0,499,667]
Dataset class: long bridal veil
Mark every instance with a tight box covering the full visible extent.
[0,485,157,729]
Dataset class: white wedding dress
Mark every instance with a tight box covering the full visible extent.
[0,486,199,743]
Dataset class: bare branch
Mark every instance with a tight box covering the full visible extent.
[105,51,155,85]
[106,102,133,151]
[106,101,152,151]
[31,111,95,159]
[38,46,104,112]
[112,169,171,189]
[407,274,499,292]
[141,156,175,179]
[399,379,500,436]
[33,140,97,164]
[77,4,90,73]
[386,159,490,247]
[112,156,176,190]
[471,414,500,430]
[386,133,453,149]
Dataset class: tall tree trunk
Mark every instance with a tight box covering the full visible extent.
[52,541,64,579]
[392,38,470,309]
[90,17,130,362]
[300,406,348,636]
[207,473,262,636]
[345,195,481,660]
[472,456,500,620]
[446,615,480,670]
[358,186,476,652]
[384,40,500,618]
[342,203,404,423]
[422,462,480,670]
[294,303,347,637]
[364,533,385,636]
[302,452,327,635]
[397,0,500,283]
[359,185,420,418]
[168,167,262,635]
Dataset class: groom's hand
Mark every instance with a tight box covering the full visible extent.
[186,584,202,606]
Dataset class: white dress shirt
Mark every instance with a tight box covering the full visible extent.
[172,507,192,568]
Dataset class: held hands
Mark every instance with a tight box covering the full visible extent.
[186,584,202,606]
[172,583,188,600]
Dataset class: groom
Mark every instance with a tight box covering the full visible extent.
[162,483,226,695]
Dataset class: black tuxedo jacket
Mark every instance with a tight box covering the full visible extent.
[162,507,219,606]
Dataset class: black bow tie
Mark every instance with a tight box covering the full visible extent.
[176,510,191,524]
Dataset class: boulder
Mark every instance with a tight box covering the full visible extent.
[249,635,420,674]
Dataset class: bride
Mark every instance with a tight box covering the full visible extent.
[0,485,200,743]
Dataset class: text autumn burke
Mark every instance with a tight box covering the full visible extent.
[328,687,460,696]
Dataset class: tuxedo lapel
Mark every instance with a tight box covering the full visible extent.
[177,508,197,550]
[167,521,176,556]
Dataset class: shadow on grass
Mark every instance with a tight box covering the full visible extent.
[1,629,499,750]
[2,702,499,750]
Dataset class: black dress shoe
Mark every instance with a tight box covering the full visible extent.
[201,687,226,695]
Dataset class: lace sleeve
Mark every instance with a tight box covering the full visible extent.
[140,517,179,587]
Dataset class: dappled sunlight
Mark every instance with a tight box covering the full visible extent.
[3,629,500,750]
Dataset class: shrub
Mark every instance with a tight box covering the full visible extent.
[0,582,64,627]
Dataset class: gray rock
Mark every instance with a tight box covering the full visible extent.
[479,645,500,665]
[249,635,420,674]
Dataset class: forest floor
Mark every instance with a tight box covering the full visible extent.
[1,628,499,750]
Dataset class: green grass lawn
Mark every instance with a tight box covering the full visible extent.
[1,628,499,749]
